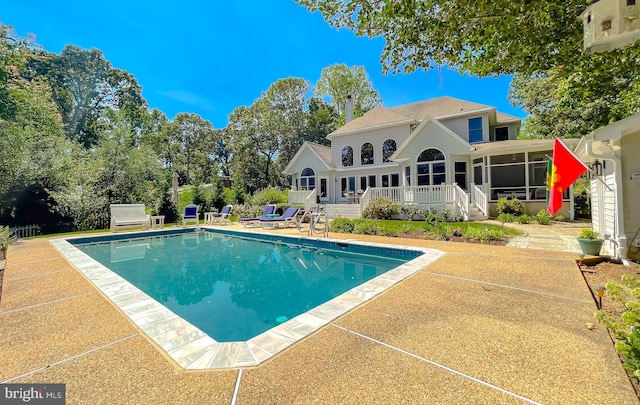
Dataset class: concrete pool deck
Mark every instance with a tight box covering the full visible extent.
[0,224,637,404]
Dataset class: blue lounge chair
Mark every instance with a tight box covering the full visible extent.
[211,205,233,224]
[239,204,277,227]
[260,207,299,229]
[182,204,199,227]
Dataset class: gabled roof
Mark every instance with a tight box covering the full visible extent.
[390,96,492,120]
[392,117,474,161]
[283,141,333,174]
[327,96,521,139]
[327,106,416,138]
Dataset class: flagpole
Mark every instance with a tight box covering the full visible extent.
[545,154,612,192]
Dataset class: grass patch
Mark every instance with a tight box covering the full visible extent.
[373,220,522,237]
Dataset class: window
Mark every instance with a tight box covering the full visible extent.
[468,117,483,143]
[341,176,356,193]
[319,178,327,199]
[361,143,374,165]
[454,162,467,190]
[368,175,376,188]
[300,167,315,190]
[382,139,397,163]
[360,176,367,191]
[416,148,446,186]
[381,174,399,187]
[405,166,411,186]
[341,146,353,167]
[628,0,636,6]
[494,127,509,141]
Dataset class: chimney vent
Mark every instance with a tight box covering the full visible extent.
[345,95,354,123]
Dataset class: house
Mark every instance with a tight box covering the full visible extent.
[284,96,579,220]
[575,112,640,260]
[580,0,640,53]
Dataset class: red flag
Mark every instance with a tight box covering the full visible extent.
[548,138,589,216]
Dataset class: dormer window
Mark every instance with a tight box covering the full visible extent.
[468,117,483,143]
[361,143,374,165]
[342,145,353,167]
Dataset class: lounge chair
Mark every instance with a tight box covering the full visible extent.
[239,204,276,227]
[259,207,299,229]
[182,204,199,227]
[211,205,233,224]
[110,204,150,233]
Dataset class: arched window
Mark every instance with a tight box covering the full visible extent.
[342,146,353,167]
[361,143,374,165]
[382,139,397,163]
[300,167,315,190]
[417,148,446,186]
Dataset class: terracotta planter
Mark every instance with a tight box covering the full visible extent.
[577,238,604,256]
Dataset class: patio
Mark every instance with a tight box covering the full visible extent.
[0,226,636,404]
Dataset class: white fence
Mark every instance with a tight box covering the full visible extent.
[10,224,41,238]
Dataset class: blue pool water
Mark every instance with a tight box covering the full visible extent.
[72,230,417,342]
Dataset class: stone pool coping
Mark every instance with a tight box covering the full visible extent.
[51,230,444,369]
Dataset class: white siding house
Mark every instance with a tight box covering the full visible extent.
[284,96,578,220]
[576,112,640,260]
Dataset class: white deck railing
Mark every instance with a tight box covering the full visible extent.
[288,189,317,211]
[454,184,469,221]
[470,183,488,217]
[368,185,450,206]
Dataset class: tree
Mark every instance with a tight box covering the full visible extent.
[305,97,337,146]
[313,64,381,122]
[27,45,147,147]
[171,113,215,185]
[227,77,309,192]
[297,1,594,76]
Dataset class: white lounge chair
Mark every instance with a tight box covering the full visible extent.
[110,204,150,233]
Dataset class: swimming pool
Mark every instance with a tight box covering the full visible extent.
[72,231,415,342]
[52,228,444,369]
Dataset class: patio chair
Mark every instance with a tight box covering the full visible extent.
[239,204,276,227]
[259,207,300,229]
[182,204,199,227]
[211,205,233,224]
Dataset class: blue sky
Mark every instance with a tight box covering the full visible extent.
[3,0,525,129]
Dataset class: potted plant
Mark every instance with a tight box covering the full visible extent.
[577,228,604,256]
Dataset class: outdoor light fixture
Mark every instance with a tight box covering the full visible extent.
[594,285,606,309]
[592,160,603,176]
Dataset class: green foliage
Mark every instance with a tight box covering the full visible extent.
[462,227,504,244]
[363,198,400,220]
[579,228,599,240]
[596,274,640,380]
[210,175,225,211]
[251,187,288,206]
[400,204,420,221]
[156,174,179,223]
[0,225,18,252]
[312,64,382,123]
[497,213,515,223]
[329,217,356,233]
[192,182,208,213]
[574,188,591,218]
[517,214,533,224]
[535,209,552,225]
[496,198,524,216]
[352,219,379,235]
[554,215,565,222]
[231,204,264,220]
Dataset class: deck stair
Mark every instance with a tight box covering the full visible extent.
[324,204,361,219]
[467,202,488,221]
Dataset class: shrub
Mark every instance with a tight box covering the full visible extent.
[427,221,450,240]
[363,198,400,220]
[462,227,503,244]
[400,205,421,221]
[251,187,288,206]
[353,219,379,235]
[517,214,532,224]
[535,209,552,225]
[231,204,263,220]
[496,197,524,216]
[497,213,515,223]
[596,274,640,380]
[329,217,355,233]
[554,215,565,222]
